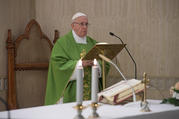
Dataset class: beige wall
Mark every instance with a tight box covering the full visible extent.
[0,0,35,110]
[0,0,179,110]
[35,0,179,79]
[0,0,35,76]
[35,0,179,99]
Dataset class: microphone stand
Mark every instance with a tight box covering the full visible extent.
[109,32,137,79]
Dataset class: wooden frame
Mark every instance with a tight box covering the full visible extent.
[6,19,59,109]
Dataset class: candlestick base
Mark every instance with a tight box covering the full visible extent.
[74,113,85,119]
[73,104,86,119]
[88,103,100,119]
[140,101,151,112]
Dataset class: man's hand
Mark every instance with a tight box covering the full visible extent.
[82,60,93,67]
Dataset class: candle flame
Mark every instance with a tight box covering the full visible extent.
[94,59,97,65]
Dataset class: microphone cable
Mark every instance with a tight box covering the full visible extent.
[0,97,11,119]
[147,84,165,99]
[99,54,136,102]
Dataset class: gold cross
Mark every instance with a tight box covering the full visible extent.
[80,49,86,59]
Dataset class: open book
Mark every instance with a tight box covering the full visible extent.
[98,79,144,105]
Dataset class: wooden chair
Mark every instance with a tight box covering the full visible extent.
[6,19,59,109]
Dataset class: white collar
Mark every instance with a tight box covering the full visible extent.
[72,30,87,44]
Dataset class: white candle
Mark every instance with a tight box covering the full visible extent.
[76,60,83,105]
[91,59,98,103]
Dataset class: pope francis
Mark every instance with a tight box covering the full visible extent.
[45,12,109,105]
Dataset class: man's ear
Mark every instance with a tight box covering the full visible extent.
[71,23,74,29]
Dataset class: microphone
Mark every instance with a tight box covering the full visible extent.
[99,54,136,102]
[109,32,137,79]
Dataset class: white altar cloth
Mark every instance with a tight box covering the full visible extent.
[0,100,179,119]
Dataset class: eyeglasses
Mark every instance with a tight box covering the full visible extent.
[73,22,89,27]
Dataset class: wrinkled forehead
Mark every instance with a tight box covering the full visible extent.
[73,16,88,22]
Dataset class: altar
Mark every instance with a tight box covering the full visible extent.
[0,100,179,119]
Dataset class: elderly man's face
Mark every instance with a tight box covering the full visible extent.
[71,16,88,37]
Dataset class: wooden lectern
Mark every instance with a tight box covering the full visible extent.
[82,43,126,89]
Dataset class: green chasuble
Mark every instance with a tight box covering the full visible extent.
[45,31,108,105]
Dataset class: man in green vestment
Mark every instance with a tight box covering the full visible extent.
[45,12,109,105]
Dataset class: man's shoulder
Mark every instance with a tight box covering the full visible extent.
[55,31,72,45]
[87,36,97,44]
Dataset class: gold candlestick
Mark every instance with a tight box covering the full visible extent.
[140,72,151,112]
[88,103,100,119]
[73,104,86,119]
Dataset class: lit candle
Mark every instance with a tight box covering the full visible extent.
[76,59,83,105]
[91,59,98,103]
